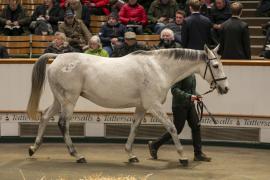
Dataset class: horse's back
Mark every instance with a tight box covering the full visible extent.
[47,53,147,108]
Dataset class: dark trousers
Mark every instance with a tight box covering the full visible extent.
[152,104,202,155]
[3,27,23,36]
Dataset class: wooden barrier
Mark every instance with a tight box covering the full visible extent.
[0,36,31,58]
[22,0,44,15]
[136,34,160,46]
[90,16,107,34]
[31,35,55,58]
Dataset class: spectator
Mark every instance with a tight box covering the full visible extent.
[119,0,148,34]
[177,0,187,10]
[31,0,64,35]
[56,0,89,9]
[261,22,270,58]
[181,0,212,50]
[219,2,251,59]
[159,10,185,43]
[137,0,152,10]
[257,0,270,17]
[149,0,212,162]
[84,35,109,57]
[0,0,30,36]
[185,0,212,17]
[0,45,9,58]
[99,12,126,56]
[111,31,149,57]
[88,0,110,15]
[44,32,75,53]
[57,0,69,9]
[148,0,179,33]
[58,9,92,52]
[210,0,232,43]
[109,0,125,13]
[67,0,90,28]
[156,28,182,48]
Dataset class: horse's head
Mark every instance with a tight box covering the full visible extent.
[201,45,229,95]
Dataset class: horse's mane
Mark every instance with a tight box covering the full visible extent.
[130,48,206,61]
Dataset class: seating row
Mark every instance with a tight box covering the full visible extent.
[0,34,160,58]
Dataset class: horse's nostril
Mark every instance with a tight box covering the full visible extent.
[224,86,229,93]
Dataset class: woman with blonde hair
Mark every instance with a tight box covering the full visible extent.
[84,35,109,57]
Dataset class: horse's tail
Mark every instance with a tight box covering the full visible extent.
[27,53,58,120]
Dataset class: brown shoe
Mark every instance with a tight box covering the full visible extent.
[148,141,158,159]
[194,153,211,162]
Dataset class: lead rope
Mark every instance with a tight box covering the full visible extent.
[196,97,218,125]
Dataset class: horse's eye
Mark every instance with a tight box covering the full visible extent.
[213,64,219,69]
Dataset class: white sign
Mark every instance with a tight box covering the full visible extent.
[1,112,270,128]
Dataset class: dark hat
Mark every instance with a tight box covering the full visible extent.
[108,12,118,19]
[64,9,75,17]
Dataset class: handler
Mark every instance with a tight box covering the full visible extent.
[148,74,212,162]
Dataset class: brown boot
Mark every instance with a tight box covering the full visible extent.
[194,152,211,162]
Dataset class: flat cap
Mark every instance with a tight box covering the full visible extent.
[124,31,136,39]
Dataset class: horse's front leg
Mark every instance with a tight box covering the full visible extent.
[58,103,86,163]
[125,107,145,163]
[149,103,188,166]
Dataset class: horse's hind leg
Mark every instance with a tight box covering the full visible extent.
[29,99,60,156]
[125,107,145,163]
[149,103,188,166]
[58,102,86,163]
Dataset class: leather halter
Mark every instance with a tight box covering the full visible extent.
[202,57,227,95]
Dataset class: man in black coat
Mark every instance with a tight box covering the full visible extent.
[219,2,251,59]
[181,0,212,50]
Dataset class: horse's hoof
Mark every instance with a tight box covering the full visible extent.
[76,157,87,163]
[179,159,189,167]
[129,157,139,163]
[28,147,34,157]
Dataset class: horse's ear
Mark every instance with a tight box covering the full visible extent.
[213,44,220,54]
[204,44,210,54]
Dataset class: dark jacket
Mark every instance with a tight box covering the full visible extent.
[148,0,178,24]
[171,75,196,108]
[181,13,212,50]
[210,2,231,24]
[111,42,149,57]
[44,42,75,54]
[157,39,182,49]
[81,5,90,28]
[32,4,64,32]
[0,45,9,58]
[219,17,251,59]
[99,22,126,47]
[0,4,30,31]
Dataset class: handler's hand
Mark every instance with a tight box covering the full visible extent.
[191,95,202,102]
